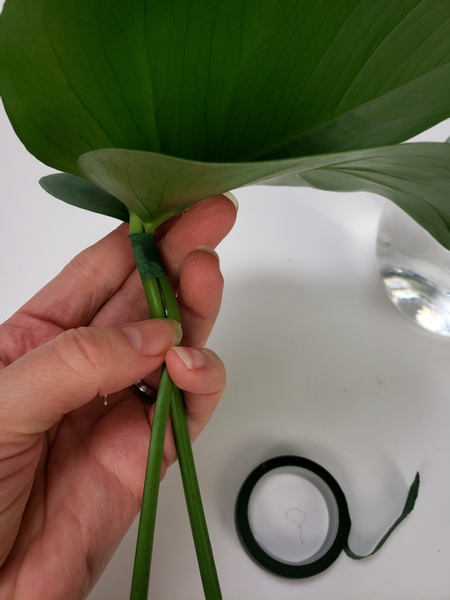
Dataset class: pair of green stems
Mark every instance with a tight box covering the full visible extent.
[128,218,221,600]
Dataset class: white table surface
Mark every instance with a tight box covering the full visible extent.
[2,89,450,598]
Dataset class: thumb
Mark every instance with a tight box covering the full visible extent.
[0,319,182,435]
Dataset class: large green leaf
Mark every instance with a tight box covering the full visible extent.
[2,0,450,245]
[2,0,450,173]
[77,143,450,248]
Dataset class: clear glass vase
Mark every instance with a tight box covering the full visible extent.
[376,200,450,336]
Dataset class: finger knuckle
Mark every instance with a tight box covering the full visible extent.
[53,327,109,376]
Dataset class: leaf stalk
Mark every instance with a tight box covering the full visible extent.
[129,215,221,600]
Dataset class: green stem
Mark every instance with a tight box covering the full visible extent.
[129,217,221,600]
[129,215,171,600]
[170,387,221,598]
[130,367,174,600]
[158,273,180,321]
[161,275,221,599]
[143,277,166,319]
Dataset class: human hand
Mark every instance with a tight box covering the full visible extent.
[0,194,237,599]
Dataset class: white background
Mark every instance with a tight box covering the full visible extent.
[1,8,450,596]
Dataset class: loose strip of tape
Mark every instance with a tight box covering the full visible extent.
[235,455,419,579]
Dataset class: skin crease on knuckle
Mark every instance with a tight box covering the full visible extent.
[50,327,111,385]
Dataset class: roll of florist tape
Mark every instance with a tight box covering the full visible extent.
[235,455,420,579]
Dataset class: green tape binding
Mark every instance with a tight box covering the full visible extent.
[235,455,419,579]
[130,233,166,281]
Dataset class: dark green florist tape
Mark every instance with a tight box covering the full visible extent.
[344,471,420,560]
[235,456,351,579]
[129,233,166,281]
[235,456,419,579]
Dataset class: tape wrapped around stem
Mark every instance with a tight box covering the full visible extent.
[130,233,166,281]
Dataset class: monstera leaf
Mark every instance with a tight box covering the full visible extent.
[2,0,450,242]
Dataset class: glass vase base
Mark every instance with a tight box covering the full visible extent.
[379,267,450,336]
[376,201,450,337]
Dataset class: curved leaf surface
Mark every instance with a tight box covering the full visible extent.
[78,143,450,248]
[219,0,450,160]
[2,0,450,174]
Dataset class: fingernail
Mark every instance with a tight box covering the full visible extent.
[171,346,207,370]
[222,191,239,211]
[121,319,182,355]
[195,245,220,263]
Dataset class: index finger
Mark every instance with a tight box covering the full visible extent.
[157,193,237,288]
[5,194,237,345]
[81,194,238,329]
